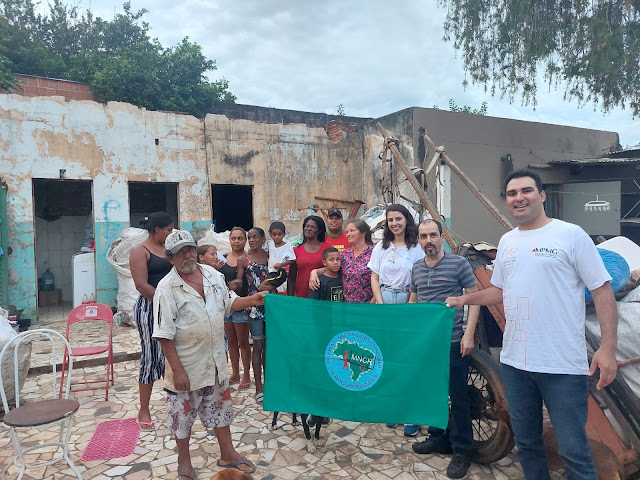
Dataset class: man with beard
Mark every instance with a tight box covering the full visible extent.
[409,219,480,479]
[153,230,264,479]
[446,169,617,479]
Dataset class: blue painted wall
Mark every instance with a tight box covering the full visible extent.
[8,221,37,320]
[180,220,212,242]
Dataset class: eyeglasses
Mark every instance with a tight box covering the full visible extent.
[425,269,435,287]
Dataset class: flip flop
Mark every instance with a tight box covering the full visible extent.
[216,458,256,474]
[137,420,155,431]
[177,467,195,479]
[229,379,240,385]
[238,382,251,390]
[255,393,264,403]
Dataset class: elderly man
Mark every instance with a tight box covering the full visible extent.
[409,219,480,479]
[446,169,617,479]
[153,230,265,479]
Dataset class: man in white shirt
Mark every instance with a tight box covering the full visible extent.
[153,230,266,479]
[446,169,617,479]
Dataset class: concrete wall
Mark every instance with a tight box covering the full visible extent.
[408,108,620,245]
[0,96,373,320]
[0,94,208,319]
[204,114,367,235]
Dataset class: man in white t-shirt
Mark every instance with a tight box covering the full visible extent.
[446,169,617,480]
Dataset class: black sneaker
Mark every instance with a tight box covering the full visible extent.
[446,452,472,479]
[412,436,453,455]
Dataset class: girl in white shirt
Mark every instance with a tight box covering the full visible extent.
[368,204,425,304]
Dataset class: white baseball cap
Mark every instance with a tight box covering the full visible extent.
[165,229,197,254]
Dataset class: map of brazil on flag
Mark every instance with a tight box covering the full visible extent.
[264,295,454,428]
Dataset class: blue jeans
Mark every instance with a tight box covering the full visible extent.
[501,364,596,480]
[380,285,409,304]
[427,342,473,453]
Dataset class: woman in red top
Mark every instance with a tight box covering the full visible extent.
[288,215,329,298]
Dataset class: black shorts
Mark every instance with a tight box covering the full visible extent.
[264,268,287,288]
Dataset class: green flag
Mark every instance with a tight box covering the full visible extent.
[264,295,454,428]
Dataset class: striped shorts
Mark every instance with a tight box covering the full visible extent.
[134,295,165,384]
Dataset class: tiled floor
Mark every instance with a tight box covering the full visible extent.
[1,316,538,480]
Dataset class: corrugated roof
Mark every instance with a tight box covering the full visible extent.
[549,157,640,165]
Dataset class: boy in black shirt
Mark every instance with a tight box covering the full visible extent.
[309,247,343,302]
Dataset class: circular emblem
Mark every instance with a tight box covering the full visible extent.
[325,330,383,391]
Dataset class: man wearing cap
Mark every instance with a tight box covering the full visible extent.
[153,230,265,478]
[325,208,349,252]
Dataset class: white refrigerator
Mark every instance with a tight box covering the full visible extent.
[72,252,96,307]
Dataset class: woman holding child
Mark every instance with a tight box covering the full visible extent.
[309,218,375,303]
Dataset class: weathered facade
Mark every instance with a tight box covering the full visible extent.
[1,91,634,321]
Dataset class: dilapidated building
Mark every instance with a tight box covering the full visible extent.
[1,81,636,321]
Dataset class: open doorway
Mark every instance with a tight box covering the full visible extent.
[33,179,93,318]
[211,184,253,231]
[128,182,179,229]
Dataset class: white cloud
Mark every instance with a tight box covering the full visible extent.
[68,0,640,146]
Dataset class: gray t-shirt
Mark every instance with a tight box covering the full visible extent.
[410,252,476,342]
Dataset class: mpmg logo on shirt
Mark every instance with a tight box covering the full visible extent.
[532,247,558,258]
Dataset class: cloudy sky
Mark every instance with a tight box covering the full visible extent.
[79,0,638,147]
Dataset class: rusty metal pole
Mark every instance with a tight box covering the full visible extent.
[376,123,459,251]
[380,145,389,203]
[421,132,515,232]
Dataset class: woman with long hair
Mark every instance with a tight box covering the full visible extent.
[368,204,424,305]
[129,212,174,430]
[368,204,425,436]
[287,215,329,298]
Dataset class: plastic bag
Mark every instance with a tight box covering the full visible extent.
[106,228,149,326]
[585,248,631,301]
[0,312,32,409]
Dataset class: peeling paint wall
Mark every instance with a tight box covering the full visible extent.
[0,94,209,319]
[2,93,619,321]
[204,114,367,234]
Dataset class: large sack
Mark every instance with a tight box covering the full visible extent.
[106,228,148,326]
[0,312,31,410]
[585,249,630,301]
[197,226,233,256]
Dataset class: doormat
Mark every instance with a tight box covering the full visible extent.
[81,417,140,462]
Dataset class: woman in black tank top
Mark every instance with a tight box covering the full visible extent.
[129,212,174,430]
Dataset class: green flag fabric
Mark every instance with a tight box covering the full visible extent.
[264,295,454,428]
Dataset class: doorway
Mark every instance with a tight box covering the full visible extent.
[128,182,179,229]
[33,179,93,317]
[211,184,253,231]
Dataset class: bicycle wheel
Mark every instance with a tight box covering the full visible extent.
[468,348,515,464]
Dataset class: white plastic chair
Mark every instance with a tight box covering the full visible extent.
[0,329,82,479]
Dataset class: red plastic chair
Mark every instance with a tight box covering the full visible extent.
[59,303,115,400]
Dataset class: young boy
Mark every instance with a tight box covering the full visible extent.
[264,221,296,293]
[309,247,343,302]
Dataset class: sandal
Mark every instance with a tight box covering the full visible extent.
[255,392,264,403]
[216,458,256,474]
[137,420,155,431]
[238,382,251,390]
[177,467,195,479]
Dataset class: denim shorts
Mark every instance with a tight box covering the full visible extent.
[224,311,248,324]
[380,285,410,304]
[248,316,265,340]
